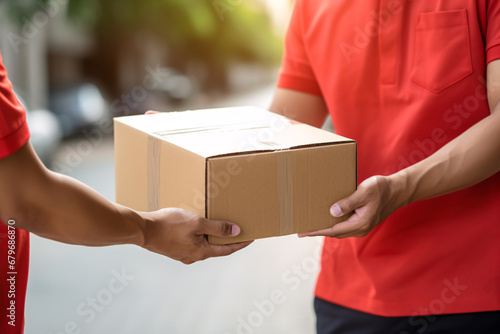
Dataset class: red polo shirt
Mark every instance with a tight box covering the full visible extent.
[0,51,30,333]
[278,0,500,316]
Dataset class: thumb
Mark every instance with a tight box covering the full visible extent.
[330,188,367,218]
[201,219,241,237]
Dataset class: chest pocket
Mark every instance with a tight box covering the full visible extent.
[411,9,472,94]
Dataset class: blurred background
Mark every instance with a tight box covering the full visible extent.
[0,0,331,333]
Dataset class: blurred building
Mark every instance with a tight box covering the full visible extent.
[1,0,291,111]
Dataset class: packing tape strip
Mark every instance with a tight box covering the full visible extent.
[277,151,294,235]
[147,135,161,211]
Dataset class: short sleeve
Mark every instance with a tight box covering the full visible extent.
[486,0,500,63]
[277,0,322,96]
[0,51,30,160]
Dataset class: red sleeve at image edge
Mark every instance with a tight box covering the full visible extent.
[0,120,30,160]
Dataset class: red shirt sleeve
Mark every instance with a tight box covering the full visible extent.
[277,0,322,96]
[0,50,31,334]
[0,51,30,160]
[486,0,500,63]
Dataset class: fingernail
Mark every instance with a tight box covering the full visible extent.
[331,204,343,217]
[231,224,241,236]
[145,111,155,115]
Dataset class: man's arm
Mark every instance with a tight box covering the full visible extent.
[297,59,500,238]
[270,88,329,128]
[0,142,251,264]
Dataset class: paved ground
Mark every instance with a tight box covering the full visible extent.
[24,83,331,334]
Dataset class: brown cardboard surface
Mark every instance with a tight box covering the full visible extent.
[114,107,357,244]
[115,120,149,211]
[158,140,206,216]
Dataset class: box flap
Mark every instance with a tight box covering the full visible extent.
[114,107,354,158]
[114,106,282,135]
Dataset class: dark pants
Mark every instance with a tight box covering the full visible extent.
[315,297,500,334]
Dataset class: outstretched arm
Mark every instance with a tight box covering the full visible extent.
[299,59,500,238]
[0,142,251,264]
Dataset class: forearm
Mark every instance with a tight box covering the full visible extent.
[304,104,500,239]
[25,172,146,247]
[390,107,500,205]
[0,143,146,247]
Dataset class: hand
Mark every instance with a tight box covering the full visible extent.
[298,174,408,239]
[142,112,253,262]
[140,208,253,264]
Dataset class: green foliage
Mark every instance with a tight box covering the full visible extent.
[0,0,281,63]
[1,0,282,90]
[82,0,282,66]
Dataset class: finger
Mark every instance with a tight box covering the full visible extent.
[145,110,158,115]
[297,222,356,238]
[298,227,334,238]
[204,241,254,258]
[301,192,367,238]
[325,215,365,238]
[331,193,363,218]
[330,180,374,217]
[298,209,359,237]
[298,211,365,238]
[200,219,242,237]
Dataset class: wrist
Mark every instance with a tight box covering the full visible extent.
[134,209,175,253]
[118,206,148,247]
[387,170,413,208]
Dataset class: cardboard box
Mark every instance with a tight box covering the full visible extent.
[114,107,357,244]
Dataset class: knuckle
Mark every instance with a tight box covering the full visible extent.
[340,198,352,210]
[220,222,231,236]
[363,184,377,197]
[213,222,224,235]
